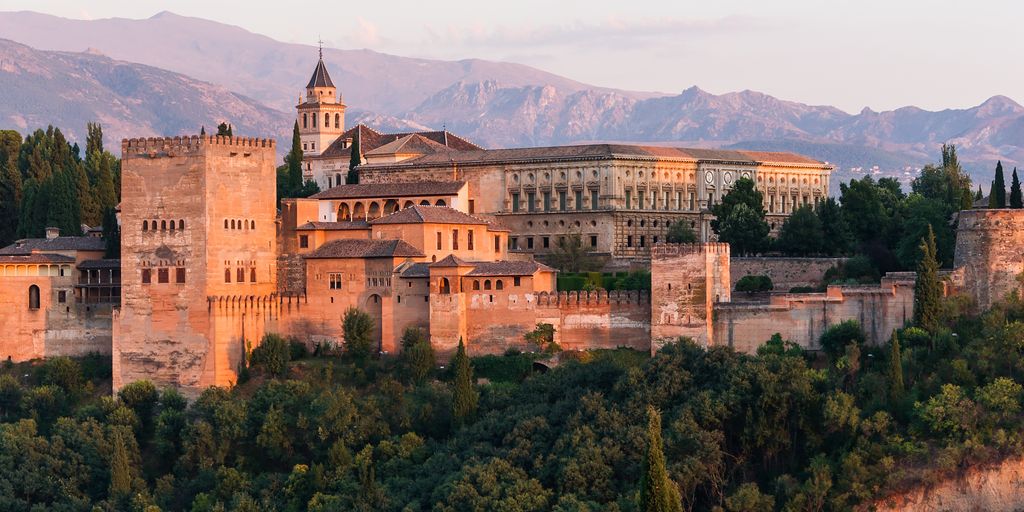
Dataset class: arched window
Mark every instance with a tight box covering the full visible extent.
[484,280,492,290]
[179,220,185,230]
[224,219,229,229]
[28,285,40,310]
[496,280,504,290]
[250,268,256,282]
[224,268,231,283]
[335,173,342,187]
[312,112,317,128]
[236,219,241,230]
[420,200,430,206]
[142,220,148,231]
[334,113,340,128]
[439,277,451,294]
[472,280,480,290]
[161,220,166,230]
[169,220,175,231]
[435,199,446,206]
[251,220,255,230]
[302,113,308,129]
[324,113,329,127]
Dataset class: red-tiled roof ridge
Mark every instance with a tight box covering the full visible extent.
[304,239,424,259]
[295,221,371,231]
[369,205,491,226]
[309,181,465,200]
[430,254,472,268]
[365,133,457,156]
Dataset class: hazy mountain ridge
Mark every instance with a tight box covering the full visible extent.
[1,10,1023,180]
[0,38,291,150]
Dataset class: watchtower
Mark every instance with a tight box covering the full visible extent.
[650,243,731,351]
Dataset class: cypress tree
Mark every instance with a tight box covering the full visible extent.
[1011,168,1023,208]
[109,429,132,498]
[48,170,81,236]
[638,406,683,512]
[451,338,478,426]
[216,122,232,137]
[0,157,22,245]
[347,128,361,184]
[889,331,904,402]
[993,161,1007,208]
[102,207,120,258]
[86,122,103,155]
[200,125,206,136]
[913,225,942,332]
[286,121,303,196]
[975,185,983,201]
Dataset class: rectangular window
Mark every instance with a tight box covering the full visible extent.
[527,237,534,249]
[494,235,500,252]
[299,235,309,249]
[590,235,598,247]
[311,142,315,151]
[665,191,671,210]
[176,268,186,284]
[770,195,775,213]
[511,193,520,213]
[640,235,646,248]
[527,192,536,212]
[559,191,567,211]
[468,230,474,250]
[514,276,521,287]
[329,273,342,290]
[591,190,599,210]
[627,235,633,247]
[575,190,583,211]
[543,191,551,212]
[676,191,682,210]
[625,190,632,209]
[237,268,244,283]
[689,192,695,210]
[651,191,657,209]
[58,291,66,303]
[468,200,475,214]
[510,237,518,250]
[452,229,459,250]
[142,269,152,284]
[542,236,550,249]
[436,231,442,250]
[158,268,169,284]
[638,191,646,210]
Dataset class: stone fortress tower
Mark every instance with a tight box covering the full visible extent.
[953,208,1024,311]
[296,47,347,158]
[113,136,277,391]
[650,243,731,350]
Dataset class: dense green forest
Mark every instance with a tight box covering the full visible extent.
[0,124,120,246]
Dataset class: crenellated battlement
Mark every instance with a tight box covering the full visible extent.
[121,135,276,158]
[535,289,650,307]
[650,242,730,258]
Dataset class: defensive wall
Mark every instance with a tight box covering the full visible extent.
[730,257,846,291]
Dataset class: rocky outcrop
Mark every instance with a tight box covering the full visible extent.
[869,456,1024,512]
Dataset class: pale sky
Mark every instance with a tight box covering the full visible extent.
[5,0,1021,113]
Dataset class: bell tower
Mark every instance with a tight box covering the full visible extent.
[296,43,346,158]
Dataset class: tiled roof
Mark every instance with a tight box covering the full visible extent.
[0,236,106,255]
[310,181,465,200]
[305,239,424,259]
[399,262,431,278]
[430,255,472,268]
[466,261,555,276]
[295,221,371,231]
[317,124,481,160]
[358,144,829,168]
[77,259,121,269]
[0,254,76,264]
[369,205,489,226]
[365,134,456,156]
[306,58,335,89]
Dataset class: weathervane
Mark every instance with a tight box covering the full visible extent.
[318,36,324,59]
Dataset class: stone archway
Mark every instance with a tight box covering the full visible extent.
[352,202,365,220]
[338,203,351,221]
[434,199,446,206]
[383,199,399,216]
[368,202,382,219]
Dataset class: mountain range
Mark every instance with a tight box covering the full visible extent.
[0,10,1022,186]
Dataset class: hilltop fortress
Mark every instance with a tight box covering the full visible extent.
[0,56,1013,394]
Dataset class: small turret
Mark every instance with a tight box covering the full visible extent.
[296,45,347,158]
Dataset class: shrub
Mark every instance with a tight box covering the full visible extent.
[288,340,309,361]
[524,323,559,353]
[557,275,586,291]
[400,327,428,351]
[342,307,375,361]
[250,333,291,377]
[471,354,536,383]
[736,275,773,293]
[38,356,85,395]
[403,339,436,384]
[819,320,866,360]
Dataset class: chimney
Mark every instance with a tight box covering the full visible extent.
[45,227,60,239]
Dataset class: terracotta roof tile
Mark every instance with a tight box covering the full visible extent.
[310,181,465,200]
[0,236,106,255]
[369,205,489,226]
[317,124,481,160]
[0,254,76,264]
[305,239,423,259]
[77,258,121,269]
[466,261,555,276]
[295,221,371,231]
[398,262,431,278]
[306,58,335,89]
[365,134,457,156]
[430,254,472,268]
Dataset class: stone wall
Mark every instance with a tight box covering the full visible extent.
[869,455,1024,512]
[953,209,1024,311]
[714,273,915,352]
[731,257,845,291]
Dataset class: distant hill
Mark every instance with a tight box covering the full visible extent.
[0,38,290,152]
[1,10,1023,181]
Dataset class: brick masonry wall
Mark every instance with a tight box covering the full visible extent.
[953,209,1024,311]
[731,257,846,291]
